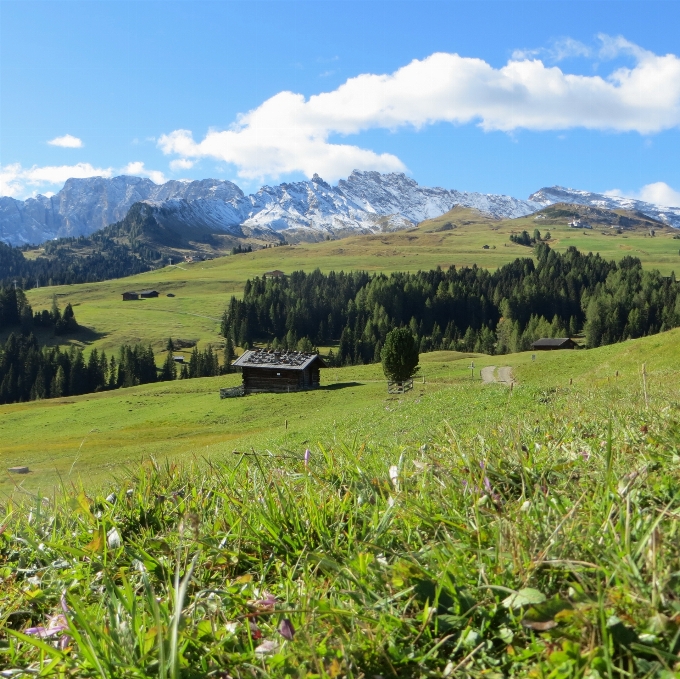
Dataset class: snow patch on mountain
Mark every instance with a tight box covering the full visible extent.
[530,186,680,229]
[0,171,548,247]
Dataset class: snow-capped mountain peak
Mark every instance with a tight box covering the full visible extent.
[530,186,680,228]
[3,172,676,249]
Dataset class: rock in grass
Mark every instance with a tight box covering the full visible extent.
[8,466,30,474]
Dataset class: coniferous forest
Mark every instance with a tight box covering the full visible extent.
[221,244,680,364]
[0,287,222,404]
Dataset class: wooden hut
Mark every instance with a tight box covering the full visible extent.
[531,338,578,351]
[263,270,285,279]
[232,349,326,394]
[122,291,139,301]
[139,290,159,298]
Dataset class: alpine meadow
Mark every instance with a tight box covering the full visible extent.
[3,2,680,676]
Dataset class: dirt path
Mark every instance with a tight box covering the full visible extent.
[480,366,515,385]
[481,366,497,383]
[497,367,514,384]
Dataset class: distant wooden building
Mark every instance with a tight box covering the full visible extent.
[139,290,159,298]
[263,270,285,279]
[531,338,578,351]
[122,291,139,301]
[232,349,326,394]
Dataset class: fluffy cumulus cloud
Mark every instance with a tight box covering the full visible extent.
[158,35,680,182]
[169,158,195,171]
[0,163,112,198]
[47,134,83,148]
[120,161,166,185]
[608,182,680,207]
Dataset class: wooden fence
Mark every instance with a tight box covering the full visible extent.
[387,378,414,394]
[220,385,244,399]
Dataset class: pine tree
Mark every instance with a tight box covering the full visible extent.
[160,350,177,381]
[381,328,419,382]
[53,365,66,397]
[223,336,235,373]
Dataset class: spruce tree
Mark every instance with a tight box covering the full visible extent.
[160,350,177,381]
[53,365,66,397]
[223,336,235,373]
[380,328,419,383]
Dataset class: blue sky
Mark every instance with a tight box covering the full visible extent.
[1,0,680,204]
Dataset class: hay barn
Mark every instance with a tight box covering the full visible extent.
[232,349,326,394]
[531,338,578,350]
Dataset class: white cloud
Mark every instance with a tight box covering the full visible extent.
[158,37,680,182]
[169,158,195,171]
[0,162,112,198]
[639,182,680,207]
[605,182,680,207]
[608,182,680,207]
[47,134,83,148]
[513,37,592,62]
[120,161,166,185]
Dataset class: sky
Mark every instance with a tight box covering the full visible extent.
[1,0,680,204]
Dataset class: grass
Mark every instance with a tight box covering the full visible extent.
[3,225,680,675]
[2,327,679,495]
[21,207,680,359]
[1,330,680,676]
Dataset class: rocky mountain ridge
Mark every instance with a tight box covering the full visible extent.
[0,172,542,246]
[530,186,680,229]
[2,173,678,247]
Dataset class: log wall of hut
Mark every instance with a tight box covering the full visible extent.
[241,366,321,394]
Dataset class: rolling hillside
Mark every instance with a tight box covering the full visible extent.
[17,205,680,360]
[2,326,678,494]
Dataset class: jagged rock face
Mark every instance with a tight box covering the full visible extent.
[530,187,680,229]
[337,170,542,223]
[0,171,542,246]
[0,176,244,245]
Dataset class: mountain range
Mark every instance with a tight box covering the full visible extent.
[1,171,679,248]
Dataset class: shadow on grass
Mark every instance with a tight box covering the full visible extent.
[37,325,108,347]
[0,325,109,349]
[318,381,363,390]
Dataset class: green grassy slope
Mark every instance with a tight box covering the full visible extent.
[3,327,678,496]
[2,328,680,677]
[21,207,680,359]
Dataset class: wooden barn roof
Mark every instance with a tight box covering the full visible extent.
[531,338,575,348]
[232,349,326,371]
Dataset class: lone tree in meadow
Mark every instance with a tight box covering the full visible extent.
[381,327,419,383]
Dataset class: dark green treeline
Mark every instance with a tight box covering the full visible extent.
[221,244,680,364]
[0,287,222,404]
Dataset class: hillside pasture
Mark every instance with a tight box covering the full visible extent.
[22,207,680,358]
[2,327,679,496]
[2,329,680,677]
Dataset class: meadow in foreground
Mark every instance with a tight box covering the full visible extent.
[1,339,680,677]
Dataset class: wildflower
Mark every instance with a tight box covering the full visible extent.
[520,500,532,512]
[278,618,295,640]
[388,465,399,490]
[304,448,311,468]
[25,594,71,650]
[107,527,121,549]
[254,639,278,655]
[251,592,277,611]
